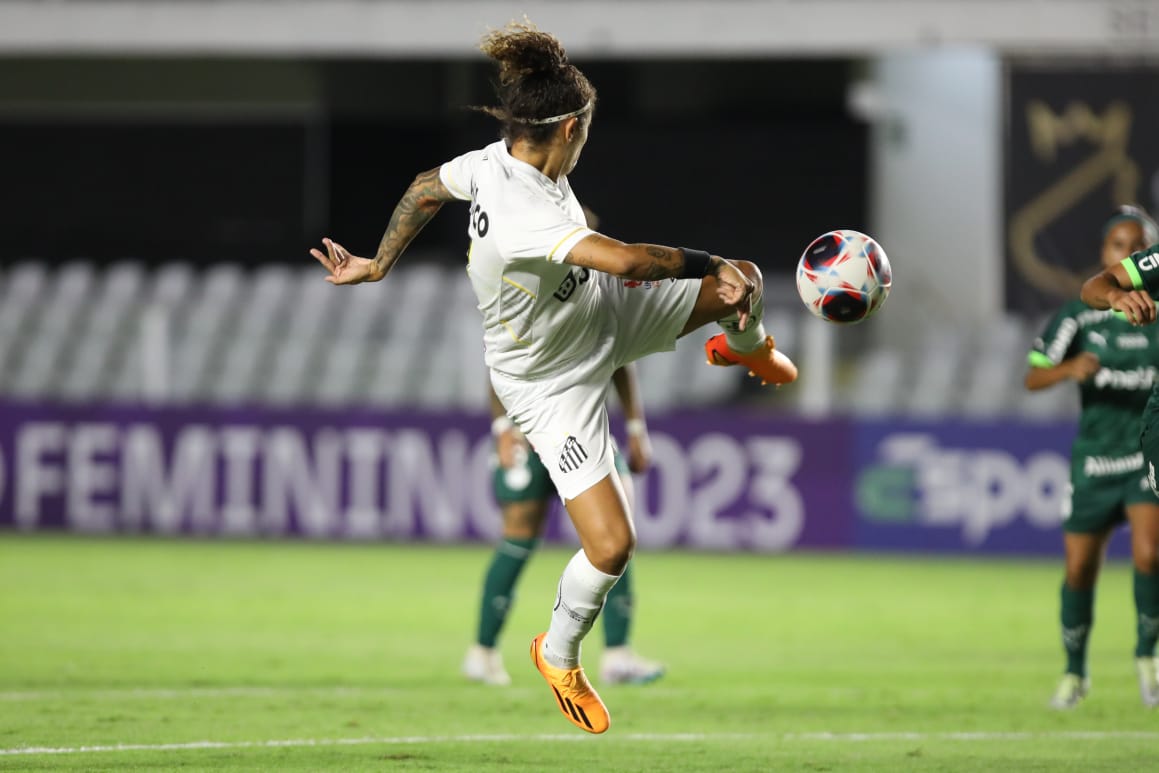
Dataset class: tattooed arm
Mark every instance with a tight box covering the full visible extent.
[563,233,756,327]
[310,167,458,285]
[564,234,688,281]
[565,233,736,283]
[371,167,457,278]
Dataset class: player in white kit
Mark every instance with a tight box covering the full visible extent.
[311,21,797,734]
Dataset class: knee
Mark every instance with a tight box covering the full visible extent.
[1135,544,1159,575]
[587,530,636,576]
[735,260,764,296]
[1065,561,1099,590]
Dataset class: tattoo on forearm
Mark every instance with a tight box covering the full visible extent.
[642,246,683,281]
[373,168,447,273]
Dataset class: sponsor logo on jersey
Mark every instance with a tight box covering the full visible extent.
[622,279,665,289]
[1117,333,1149,349]
[553,267,590,302]
[1093,366,1158,390]
[1086,331,1107,348]
[1138,254,1159,272]
[558,436,588,473]
[1082,452,1143,477]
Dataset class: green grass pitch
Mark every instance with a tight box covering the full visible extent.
[0,534,1155,771]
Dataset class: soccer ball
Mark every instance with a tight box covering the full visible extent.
[795,229,892,324]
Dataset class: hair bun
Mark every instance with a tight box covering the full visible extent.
[481,22,570,82]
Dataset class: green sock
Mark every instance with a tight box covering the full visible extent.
[1061,583,1094,678]
[1134,570,1159,658]
[603,561,633,648]
[475,538,537,648]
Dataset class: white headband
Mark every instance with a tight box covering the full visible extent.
[521,101,593,125]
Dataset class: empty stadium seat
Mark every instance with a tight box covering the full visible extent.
[0,260,1084,418]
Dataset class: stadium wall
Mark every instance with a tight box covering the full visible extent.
[0,400,1122,558]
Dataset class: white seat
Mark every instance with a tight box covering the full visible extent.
[849,348,905,416]
[906,326,963,417]
[151,263,195,306]
[314,342,368,405]
[0,263,47,337]
[364,339,417,407]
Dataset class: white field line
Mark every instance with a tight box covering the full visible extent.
[0,686,417,701]
[5,731,1159,756]
[0,684,1034,702]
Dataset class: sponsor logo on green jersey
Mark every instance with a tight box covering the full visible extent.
[1092,366,1157,390]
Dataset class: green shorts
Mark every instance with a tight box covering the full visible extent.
[1063,451,1159,534]
[494,447,630,503]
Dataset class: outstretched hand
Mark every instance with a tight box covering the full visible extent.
[309,238,383,285]
[712,257,755,331]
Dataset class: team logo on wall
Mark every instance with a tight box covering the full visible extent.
[1005,64,1159,315]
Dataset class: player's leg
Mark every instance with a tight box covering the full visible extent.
[544,473,636,665]
[679,261,797,385]
[1051,528,1110,709]
[529,472,632,734]
[1134,416,1159,706]
[497,374,627,734]
[600,457,666,685]
[464,454,553,686]
[1126,499,1159,707]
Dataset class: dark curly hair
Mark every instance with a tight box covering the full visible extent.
[476,21,597,145]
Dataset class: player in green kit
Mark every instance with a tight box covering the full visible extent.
[462,362,665,687]
[1037,205,1159,709]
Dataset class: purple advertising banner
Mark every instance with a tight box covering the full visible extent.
[0,401,1108,556]
[626,411,851,552]
[0,400,850,553]
[852,419,1130,557]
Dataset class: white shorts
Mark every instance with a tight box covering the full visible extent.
[491,274,700,501]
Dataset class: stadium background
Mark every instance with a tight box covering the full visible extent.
[3,2,1159,769]
[3,0,1158,556]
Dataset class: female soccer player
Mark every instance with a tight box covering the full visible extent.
[463,363,664,687]
[1029,206,1159,709]
[311,21,797,733]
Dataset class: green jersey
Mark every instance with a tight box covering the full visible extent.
[1030,293,1159,458]
[1122,244,1159,294]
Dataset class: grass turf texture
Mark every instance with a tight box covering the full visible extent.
[0,535,1154,771]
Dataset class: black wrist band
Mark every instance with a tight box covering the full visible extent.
[679,248,712,279]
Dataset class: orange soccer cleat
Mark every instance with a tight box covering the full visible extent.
[530,633,610,734]
[704,334,798,386]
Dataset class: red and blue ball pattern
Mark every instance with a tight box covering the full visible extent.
[796,230,892,324]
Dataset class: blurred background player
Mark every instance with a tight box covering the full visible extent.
[462,362,665,687]
[1027,205,1159,709]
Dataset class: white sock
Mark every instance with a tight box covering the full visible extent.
[719,287,767,353]
[542,550,622,669]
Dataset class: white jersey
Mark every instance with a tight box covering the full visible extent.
[440,140,605,380]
